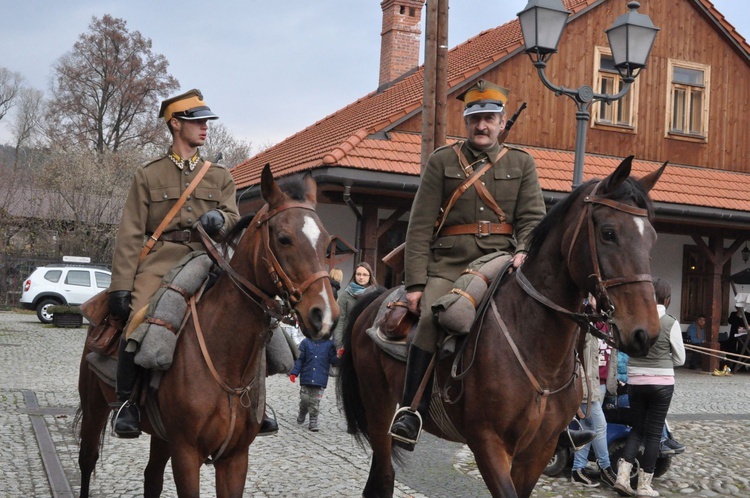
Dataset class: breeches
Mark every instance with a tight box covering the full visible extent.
[299,385,325,417]
[412,276,455,352]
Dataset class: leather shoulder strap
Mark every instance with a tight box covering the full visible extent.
[433,144,508,237]
[138,160,213,262]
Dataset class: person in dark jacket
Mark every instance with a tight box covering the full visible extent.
[289,337,341,431]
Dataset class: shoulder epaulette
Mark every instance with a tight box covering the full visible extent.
[142,155,166,168]
[503,145,530,155]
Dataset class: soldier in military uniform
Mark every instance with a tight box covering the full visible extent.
[389,80,547,449]
[108,89,240,438]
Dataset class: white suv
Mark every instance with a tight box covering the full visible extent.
[20,264,112,323]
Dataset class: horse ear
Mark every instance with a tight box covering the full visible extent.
[302,172,318,206]
[637,161,668,194]
[599,155,634,194]
[260,163,285,207]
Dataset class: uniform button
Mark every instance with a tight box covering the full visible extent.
[187,218,193,224]
[506,174,511,178]
[208,193,213,199]
[479,206,485,211]
[186,195,192,200]
[456,173,461,177]
[162,193,168,199]
[481,181,486,185]
[186,206,192,212]
[185,182,190,187]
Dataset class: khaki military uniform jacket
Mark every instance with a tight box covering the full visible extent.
[110,151,240,299]
[404,141,545,292]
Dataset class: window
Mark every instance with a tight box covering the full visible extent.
[593,47,636,129]
[65,270,92,287]
[95,271,111,289]
[44,270,62,283]
[667,60,709,139]
[680,245,729,324]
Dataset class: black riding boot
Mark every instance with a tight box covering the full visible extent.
[557,427,597,449]
[390,345,433,451]
[112,338,141,438]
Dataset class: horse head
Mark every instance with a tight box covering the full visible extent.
[249,164,339,339]
[561,156,667,357]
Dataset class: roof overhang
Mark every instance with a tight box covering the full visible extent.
[237,167,750,236]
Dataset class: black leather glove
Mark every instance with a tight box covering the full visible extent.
[198,210,224,235]
[109,290,132,322]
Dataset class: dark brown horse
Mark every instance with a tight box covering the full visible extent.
[77,165,339,497]
[338,157,666,498]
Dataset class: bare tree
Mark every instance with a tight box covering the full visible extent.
[12,88,45,153]
[45,15,179,153]
[0,67,23,123]
[201,122,253,168]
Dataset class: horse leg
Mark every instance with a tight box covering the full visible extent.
[78,369,110,498]
[510,435,559,498]
[361,384,397,498]
[169,443,203,498]
[467,436,517,498]
[144,437,171,498]
[214,450,250,498]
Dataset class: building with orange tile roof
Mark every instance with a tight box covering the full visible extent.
[231,0,750,371]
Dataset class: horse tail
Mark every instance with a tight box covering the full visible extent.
[337,286,387,447]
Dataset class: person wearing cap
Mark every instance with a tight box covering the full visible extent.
[389,79,546,450]
[108,88,240,438]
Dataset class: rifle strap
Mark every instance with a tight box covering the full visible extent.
[433,144,509,238]
[138,160,213,263]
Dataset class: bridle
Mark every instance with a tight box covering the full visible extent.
[516,180,653,346]
[197,200,329,319]
[191,199,329,463]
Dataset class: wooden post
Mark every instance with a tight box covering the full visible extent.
[420,0,438,174]
[434,0,449,149]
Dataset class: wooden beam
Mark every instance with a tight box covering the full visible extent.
[375,208,407,238]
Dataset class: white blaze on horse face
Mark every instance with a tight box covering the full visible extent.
[302,215,321,248]
[319,289,334,333]
[633,217,646,237]
[301,215,334,333]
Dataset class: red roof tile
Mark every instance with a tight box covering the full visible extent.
[231,0,750,217]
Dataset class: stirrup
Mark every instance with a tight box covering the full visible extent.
[111,401,141,438]
[388,405,423,448]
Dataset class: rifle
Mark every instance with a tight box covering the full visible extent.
[382,103,528,273]
[498,101,526,144]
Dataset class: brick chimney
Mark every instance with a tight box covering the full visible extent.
[379,0,425,88]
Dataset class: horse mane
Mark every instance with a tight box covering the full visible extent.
[526,176,654,261]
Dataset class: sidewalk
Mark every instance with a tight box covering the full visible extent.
[1,310,749,497]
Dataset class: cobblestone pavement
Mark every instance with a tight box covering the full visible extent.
[1,310,749,497]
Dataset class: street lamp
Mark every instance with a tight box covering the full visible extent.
[518,0,659,188]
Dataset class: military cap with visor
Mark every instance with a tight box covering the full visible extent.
[457,79,510,117]
[158,88,219,122]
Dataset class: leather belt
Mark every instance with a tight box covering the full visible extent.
[157,229,198,242]
[439,221,513,238]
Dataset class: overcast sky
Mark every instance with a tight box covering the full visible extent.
[1,0,747,151]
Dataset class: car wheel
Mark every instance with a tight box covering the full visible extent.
[543,447,570,477]
[36,298,61,324]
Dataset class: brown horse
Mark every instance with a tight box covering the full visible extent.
[338,156,666,498]
[77,165,339,497]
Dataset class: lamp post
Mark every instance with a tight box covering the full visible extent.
[517,0,659,188]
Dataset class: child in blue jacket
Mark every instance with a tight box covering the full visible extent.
[289,337,340,431]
